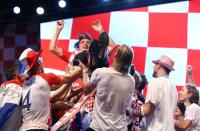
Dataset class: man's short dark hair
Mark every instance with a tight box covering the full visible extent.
[73,51,89,66]
[5,65,18,80]
[74,32,93,50]
[177,102,186,115]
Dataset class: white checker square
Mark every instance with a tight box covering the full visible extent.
[3,48,15,60]
[144,47,187,86]
[40,19,73,39]
[187,13,200,50]
[69,39,78,52]
[15,34,26,47]
[109,11,149,47]
[44,68,65,75]
[148,1,189,13]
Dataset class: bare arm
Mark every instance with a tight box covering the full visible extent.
[50,84,71,103]
[50,66,82,91]
[51,101,74,111]
[79,60,90,84]
[174,119,192,130]
[78,60,95,95]
[142,102,155,116]
[131,101,155,118]
[61,66,82,86]
[49,20,64,57]
[187,65,196,85]
[91,20,117,53]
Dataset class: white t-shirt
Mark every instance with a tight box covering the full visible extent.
[144,76,178,131]
[21,73,61,130]
[184,103,200,131]
[89,67,135,131]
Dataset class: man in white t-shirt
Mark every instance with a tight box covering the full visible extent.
[18,48,82,131]
[175,84,200,131]
[82,45,135,131]
[0,65,24,131]
[132,55,178,131]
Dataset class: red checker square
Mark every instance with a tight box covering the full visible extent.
[4,36,15,48]
[176,85,183,92]
[71,13,110,40]
[41,40,69,71]
[27,32,39,45]
[0,49,2,60]
[148,13,187,48]
[187,49,200,87]
[16,23,27,34]
[176,85,183,100]
[122,7,148,12]
[132,46,147,73]
[189,0,200,13]
[142,84,148,98]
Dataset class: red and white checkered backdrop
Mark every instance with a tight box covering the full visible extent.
[0,22,40,83]
[40,0,200,94]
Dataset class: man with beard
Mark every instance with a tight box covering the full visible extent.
[19,48,82,131]
[132,55,178,131]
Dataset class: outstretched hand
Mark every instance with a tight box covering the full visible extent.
[91,19,104,33]
[187,65,193,75]
[56,20,64,30]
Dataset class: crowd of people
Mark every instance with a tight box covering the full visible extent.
[0,20,200,131]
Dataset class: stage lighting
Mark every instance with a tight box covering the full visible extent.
[36,7,44,15]
[13,6,20,14]
[58,0,66,8]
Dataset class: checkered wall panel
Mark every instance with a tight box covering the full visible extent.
[0,22,40,83]
[40,0,200,91]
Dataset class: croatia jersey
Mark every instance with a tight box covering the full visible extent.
[0,79,23,131]
[21,73,61,130]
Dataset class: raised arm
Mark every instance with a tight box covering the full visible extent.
[187,65,196,85]
[91,20,117,53]
[49,20,64,57]
[61,66,82,86]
